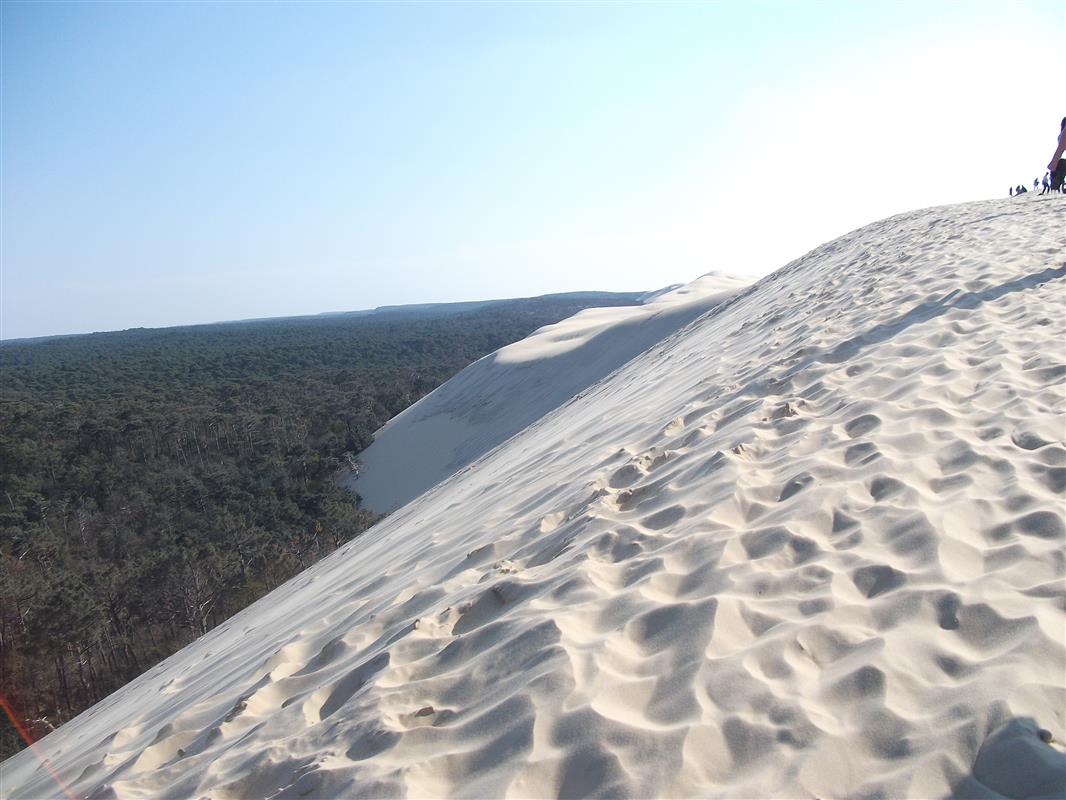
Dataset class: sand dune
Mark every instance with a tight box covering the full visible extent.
[2,195,1064,799]
[343,273,751,513]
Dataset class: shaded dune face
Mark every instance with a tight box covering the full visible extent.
[344,273,751,514]
[4,196,1065,799]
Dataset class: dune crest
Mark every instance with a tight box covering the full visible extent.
[344,272,751,513]
[3,196,1064,799]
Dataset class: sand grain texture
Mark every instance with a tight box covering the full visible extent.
[2,196,1064,799]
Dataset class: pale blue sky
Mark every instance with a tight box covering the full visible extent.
[2,1,1062,339]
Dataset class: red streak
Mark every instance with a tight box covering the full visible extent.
[0,689,78,800]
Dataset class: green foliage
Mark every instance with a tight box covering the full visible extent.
[0,294,640,759]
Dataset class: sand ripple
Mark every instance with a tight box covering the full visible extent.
[3,196,1064,799]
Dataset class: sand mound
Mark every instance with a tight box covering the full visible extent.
[3,195,1064,799]
[344,273,750,513]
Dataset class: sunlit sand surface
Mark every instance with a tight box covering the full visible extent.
[3,195,1064,799]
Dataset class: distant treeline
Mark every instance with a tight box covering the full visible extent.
[0,293,641,758]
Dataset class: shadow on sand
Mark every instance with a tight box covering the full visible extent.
[820,264,1066,367]
[949,715,1066,799]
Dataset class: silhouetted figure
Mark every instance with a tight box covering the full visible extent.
[1049,116,1066,191]
[1040,174,1050,195]
[1010,186,1014,196]
[1033,178,1039,191]
[1016,185,1028,194]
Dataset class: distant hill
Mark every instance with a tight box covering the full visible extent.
[341,291,647,319]
[0,291,646,345]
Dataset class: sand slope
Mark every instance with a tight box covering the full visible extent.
[343,274,750,513]
[3,195,1064,800]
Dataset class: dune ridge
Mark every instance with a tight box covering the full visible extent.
[344,273,751,513]
[2,195,1064,799]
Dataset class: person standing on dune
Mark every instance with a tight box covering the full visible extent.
[1049,116,1066,191]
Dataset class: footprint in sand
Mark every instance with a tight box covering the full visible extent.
[664,415,685,436]
[641,504,687,531]
[778,472,815,502]
[850,564,906,598]
[868,475,906,502]
[844,413,881,438]
[843,441,880,467]
[346,725,401,761]
[305,651,391,723]
[450,580,528,635]
[591,527,651,563]
[608,463,644,489]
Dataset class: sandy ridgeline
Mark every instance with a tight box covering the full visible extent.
[342,272,753,514]
[3,195,1065,799]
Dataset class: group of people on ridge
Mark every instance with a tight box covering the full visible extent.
[1012,174,1060,196]
[1013,116,1066,196]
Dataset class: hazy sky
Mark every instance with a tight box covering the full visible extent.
[2,1,1062,339]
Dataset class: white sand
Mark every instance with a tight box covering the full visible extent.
[342,274,751,513]
[3,195,1064,799]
